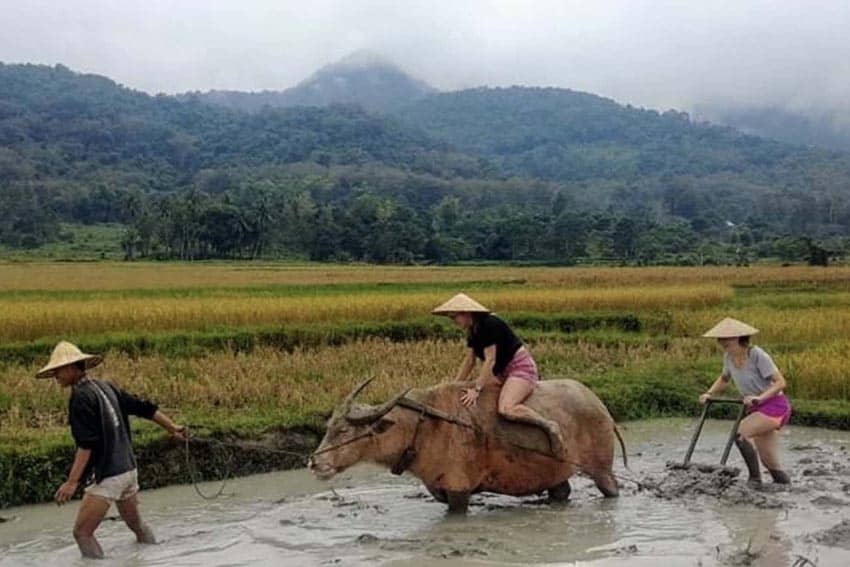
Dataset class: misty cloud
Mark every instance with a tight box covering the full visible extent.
[2,0,850,117]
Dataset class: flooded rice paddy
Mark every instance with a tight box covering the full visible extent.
[1,418,848,566]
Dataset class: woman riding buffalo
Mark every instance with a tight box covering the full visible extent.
[432,293,564,458]
[700,317,791,486]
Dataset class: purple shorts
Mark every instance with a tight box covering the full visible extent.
[498,348,539,383]
[748,393,792,428]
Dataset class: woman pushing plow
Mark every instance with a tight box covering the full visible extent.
[700,317,792,486]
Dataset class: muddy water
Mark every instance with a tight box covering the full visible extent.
[1,418,848,566]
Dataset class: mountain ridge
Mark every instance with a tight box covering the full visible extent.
[182,50,435,113]
[694,103,850,152]
[185,51,850,154]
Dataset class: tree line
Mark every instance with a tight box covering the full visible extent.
[106,185,843,265]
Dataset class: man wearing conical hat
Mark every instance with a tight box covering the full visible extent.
[433,293,565,458]
[700,318,792,487]
[37,341,187,559]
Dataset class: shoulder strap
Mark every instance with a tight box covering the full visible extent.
[89,380,123,431]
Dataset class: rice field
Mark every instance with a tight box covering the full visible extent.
[1,262,849,445]
[3,261,850,507]
[2,261,850,292]
[1,337,715,430]
[0,284,731,342]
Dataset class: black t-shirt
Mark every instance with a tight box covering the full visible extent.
[466,314,523,376]
[69,378,158,484]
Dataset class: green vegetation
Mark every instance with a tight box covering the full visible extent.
[2,64,850,264]
[0,223,124,260]
[1,264,850,507]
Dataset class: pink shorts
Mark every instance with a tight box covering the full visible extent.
[748,394,792,428]
[498,348,539,383]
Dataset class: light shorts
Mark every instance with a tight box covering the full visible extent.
[84,468,139,502]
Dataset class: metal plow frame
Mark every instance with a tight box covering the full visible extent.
[681,397,746,468]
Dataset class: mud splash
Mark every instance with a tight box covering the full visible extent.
[639,463,788,509]
[812,519,850,550]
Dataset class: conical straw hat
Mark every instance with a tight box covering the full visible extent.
[432,293,490,315]
[702,317,759,339]
[36,341,103,379]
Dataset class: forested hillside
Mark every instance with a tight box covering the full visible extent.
[397,87,850,234]
[0,63,491,255]
[1,63,849,264]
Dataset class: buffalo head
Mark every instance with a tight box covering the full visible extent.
[309,377,409,480]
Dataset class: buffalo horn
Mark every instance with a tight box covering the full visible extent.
[339,377,376,414]
[346,389,411,425]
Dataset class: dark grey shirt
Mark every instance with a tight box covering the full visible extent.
[722,346,780,397]
[69,378,158,484]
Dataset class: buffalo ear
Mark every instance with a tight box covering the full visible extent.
[373,418,395,434]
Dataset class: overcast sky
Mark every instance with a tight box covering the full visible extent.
[2,0,849,116]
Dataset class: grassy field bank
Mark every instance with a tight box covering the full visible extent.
[2,262,850,507]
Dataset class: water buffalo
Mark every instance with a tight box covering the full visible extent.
[310,378,626,513]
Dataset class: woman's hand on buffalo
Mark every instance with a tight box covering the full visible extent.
[461,387,480,407]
